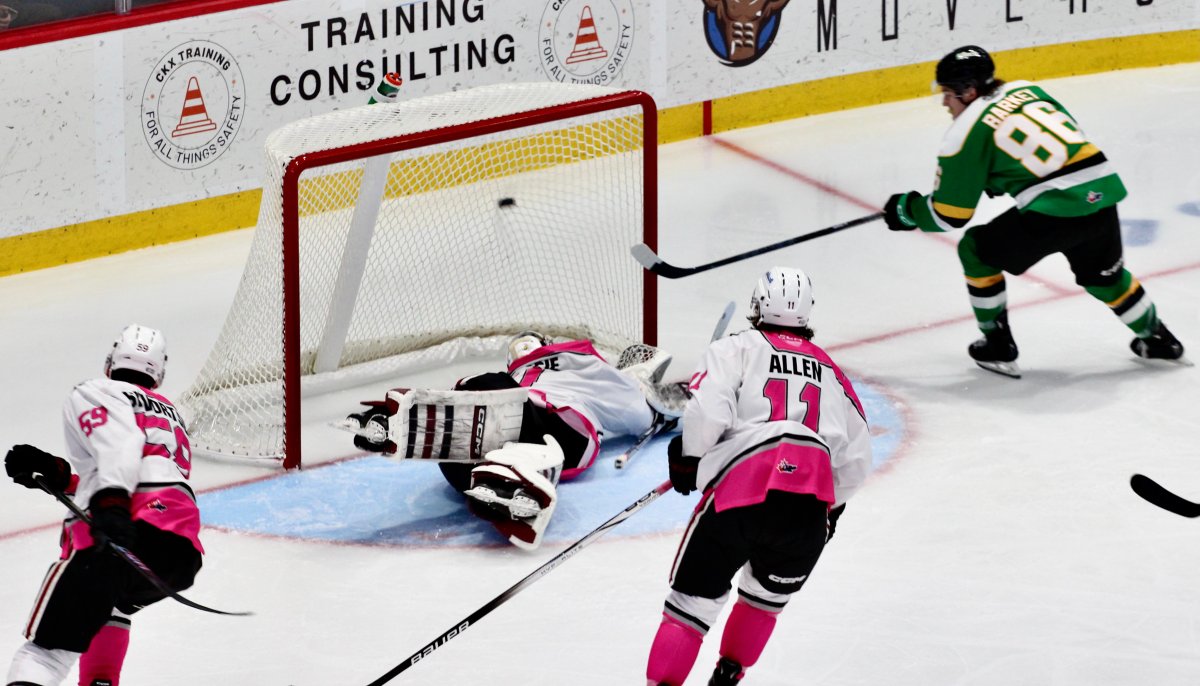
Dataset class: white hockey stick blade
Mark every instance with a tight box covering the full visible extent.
[630,242,663,271]
[712,301,736,342]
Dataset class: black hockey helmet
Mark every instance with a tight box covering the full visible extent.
[935,45,995,94]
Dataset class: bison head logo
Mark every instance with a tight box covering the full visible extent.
[703,0,792,66]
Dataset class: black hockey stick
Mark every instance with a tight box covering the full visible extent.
[34,476,253,617]
[1130,474,1200,518]
[364,480,673,685]
[631,212,884,279]
[615,300,735,469]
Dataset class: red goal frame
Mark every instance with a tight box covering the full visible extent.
[278,90,659,469]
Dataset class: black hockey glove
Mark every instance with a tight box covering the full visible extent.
[5,444,72,493]
[667,435,700,496]
[826,503,846,542]
[89,488,136,550]
[883,192,919,231]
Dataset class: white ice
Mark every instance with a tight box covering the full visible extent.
[2,63,1199,685]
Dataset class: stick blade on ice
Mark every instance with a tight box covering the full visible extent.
[1130,474,1200,518]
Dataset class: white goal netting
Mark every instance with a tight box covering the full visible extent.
[179,83,655,467]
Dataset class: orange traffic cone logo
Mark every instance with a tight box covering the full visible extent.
[171,76,218,138]
[565,6,608,64]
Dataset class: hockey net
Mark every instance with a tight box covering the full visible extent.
[179,83,657,469]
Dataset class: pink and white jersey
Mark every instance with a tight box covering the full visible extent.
[508,340,655,478]
[60,378,203,554]
[683,329,872,511]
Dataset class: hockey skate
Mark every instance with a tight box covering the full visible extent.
[968,313,1020,379]
[708,657,744,685]
[1130,321,1189,365]
[463,483,543,519]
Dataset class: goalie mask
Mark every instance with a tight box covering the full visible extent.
[749,267,814,329]
[104,323,168,388]
[507,330,549,367]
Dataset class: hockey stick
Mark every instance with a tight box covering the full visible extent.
[34,476,253,617]
[615,301,735,469]
[631,212,883,279]
[364,480,673,685]
[1130,474,1200,518]
[614,417,678,469]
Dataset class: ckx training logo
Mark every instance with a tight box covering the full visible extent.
[702,0,791,67]
[539,0,634,85]
[142,40,245,170]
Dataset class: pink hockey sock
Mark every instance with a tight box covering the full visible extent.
[645,615,704,686]
[78,621,130,686]
[718,600,779,670]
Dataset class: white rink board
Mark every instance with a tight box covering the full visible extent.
[0,0,1193,236]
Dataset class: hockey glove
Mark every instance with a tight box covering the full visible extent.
[347,404,396,454]
[883,192,919,231]
[89,488,136,551]
[826,503,846,542]
[667,435,700,496]
[5,444,71,493]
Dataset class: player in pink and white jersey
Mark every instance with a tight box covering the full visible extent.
[347,333,687,550]
[645,268,873,686]
[4,324,202,686]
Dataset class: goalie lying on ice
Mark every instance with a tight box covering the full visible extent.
[343,332,690,550]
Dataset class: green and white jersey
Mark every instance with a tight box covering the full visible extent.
[910,80,1126,232]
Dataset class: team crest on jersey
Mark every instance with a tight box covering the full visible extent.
[142,40,245,170]
[776,458,798,473]
[703,0,791,67]
[539,0,634,86]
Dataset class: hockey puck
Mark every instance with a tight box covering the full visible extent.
[498,197,516,208]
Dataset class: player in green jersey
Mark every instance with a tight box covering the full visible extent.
[883,45,1185,378]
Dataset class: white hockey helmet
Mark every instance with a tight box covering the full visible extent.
[507,330,549,367]
[749,267,815,329]
[104,324,168,388]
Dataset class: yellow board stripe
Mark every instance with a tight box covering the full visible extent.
[2,29,1197,277]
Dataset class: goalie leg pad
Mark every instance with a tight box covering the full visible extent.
[465,436,563,550]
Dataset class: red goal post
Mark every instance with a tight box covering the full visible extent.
[180,83,658,469]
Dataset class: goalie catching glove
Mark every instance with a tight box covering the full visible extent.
[617,343,690,419]
[464,435,564,550]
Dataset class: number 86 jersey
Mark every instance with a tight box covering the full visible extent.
[682,329,872,511]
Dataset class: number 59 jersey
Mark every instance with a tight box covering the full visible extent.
[682,329,872,509]
[61,377,203,553]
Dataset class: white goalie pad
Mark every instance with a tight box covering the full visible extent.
[382,386,529,462]
[465,435,564,550]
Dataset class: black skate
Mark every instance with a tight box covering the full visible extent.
[968,313,1020,379]
[1130,321,1188,363]
[708,657,744,685]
